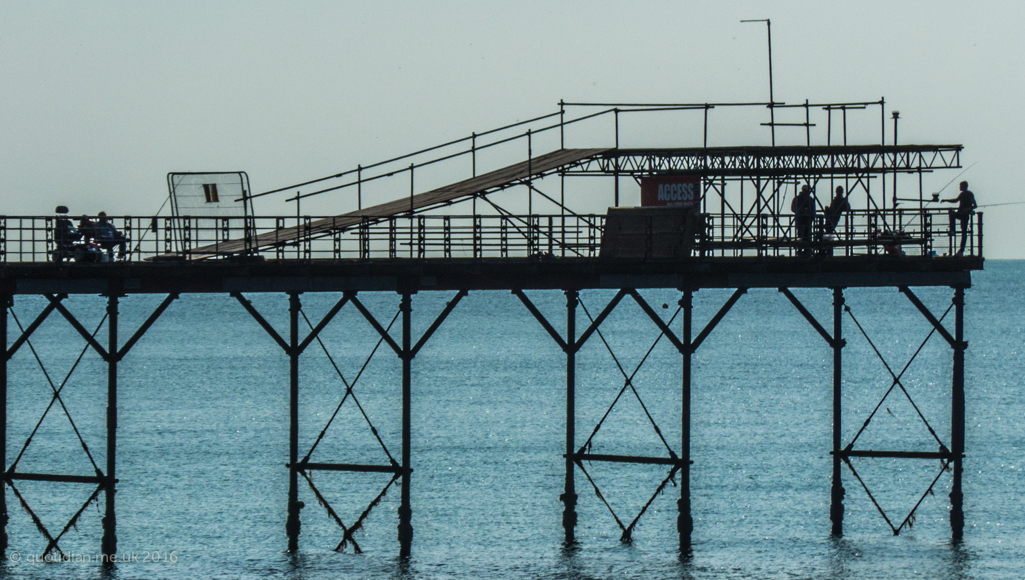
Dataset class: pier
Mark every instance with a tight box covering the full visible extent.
[0,101,982,558]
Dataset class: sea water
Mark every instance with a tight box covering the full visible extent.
[1,261,1021,579]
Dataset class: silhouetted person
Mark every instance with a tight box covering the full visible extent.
[53,206,81,262]
[943,181,977,256]
[78,215,96,241]
[791,184,815,255]
[825,186,850,236]
[94,211,127,260]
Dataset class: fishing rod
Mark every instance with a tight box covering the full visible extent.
[894,161,979,207]
[931,161,978,197]
[977,201,1025,208]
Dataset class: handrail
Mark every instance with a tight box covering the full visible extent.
[0,208,982,264]
[561,101,774,107]
[248,110,564,201]
[289,107,615,202]
[560,100,883,109]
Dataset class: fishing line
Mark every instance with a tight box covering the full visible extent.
[129,194,172,257]
[976,201,1025,208]
[931,162,978,196]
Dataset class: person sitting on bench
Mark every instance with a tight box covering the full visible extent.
[94,212,127,260]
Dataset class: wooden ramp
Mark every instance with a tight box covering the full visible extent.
[181,148,610,259]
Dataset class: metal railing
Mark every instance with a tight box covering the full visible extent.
[700,209,982,258]
[0,209,980,263]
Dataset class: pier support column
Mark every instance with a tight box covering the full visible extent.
[830,287,845,536]
[678,288,693,549]
[101,293,119,557]
[398,292,413,557]
[950,286,966,540]
[561,290,578,544]
[286,292,302,552]
[1,294,8,558]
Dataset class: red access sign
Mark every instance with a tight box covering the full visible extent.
[640,175,701,208]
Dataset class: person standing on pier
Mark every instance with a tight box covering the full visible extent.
[943,181,977,256]
[825,186,850,237]
[819,186,851,256]
[791,184,816,255]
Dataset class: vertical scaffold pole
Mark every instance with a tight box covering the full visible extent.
[101,294,118,557]
[286,292,301,552]
[678,288,693,549]
[830,287,845,535]
[398,292,413,557]
[0,294,7,558]
[562,289,578,543]
[951,286,966,540]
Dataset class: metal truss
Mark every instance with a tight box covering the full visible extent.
[563,145,966,257]
[0,280,972,559]
[233,289,465,556]
[2,292,177,559]
[780,285,966,538]
[572,145,962,178]
[516,286,747,549]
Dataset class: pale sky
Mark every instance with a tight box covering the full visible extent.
[2,1,1023,258]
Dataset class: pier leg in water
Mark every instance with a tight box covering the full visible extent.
[830,287,845,536]
[678,289,693,550]
[101,293,119,557]
[951,286,966,540]
[398,292,413,557]
[0,295,7,557]
[286,292,302,552]
[561,290,578,544]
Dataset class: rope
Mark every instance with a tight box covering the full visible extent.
[300,470,361,554]
[896,459,951,534]
[7,481,64,559]
[842,457,898,534]
[621,466,679,542]
[42,483,103,559]
[574,459,625,532]
[334,472,401,553]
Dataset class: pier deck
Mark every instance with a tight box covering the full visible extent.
[1,254,980,296]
